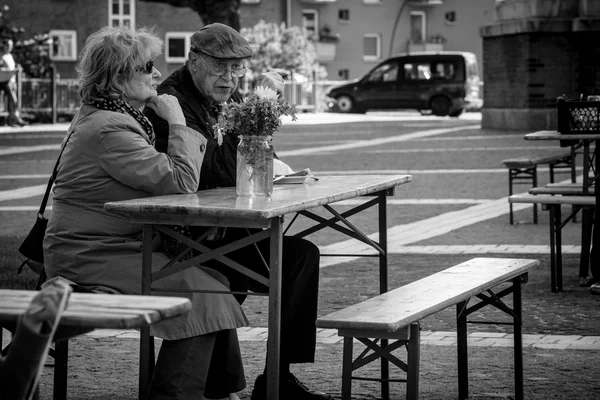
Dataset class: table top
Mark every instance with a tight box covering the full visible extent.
[0,290,192,329]
[104,174,412,226]
[525,130,600,140]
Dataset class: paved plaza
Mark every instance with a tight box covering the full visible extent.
[1,111,599,399]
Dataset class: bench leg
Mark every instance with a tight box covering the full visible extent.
[579,208,593,282]
[54,339,68,400]
[139,327,155,400]
[532,166,538,224]
[513,277,524,400]
[406,324,420,400]
[341,336,353,400]
[549,205,563,292]
[508,170,514,225]
[456,301,469,400]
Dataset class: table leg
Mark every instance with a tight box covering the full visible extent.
[377,191,390,398]
[266,217,284,400]
[592,145,599,283]
[139,225,153,400]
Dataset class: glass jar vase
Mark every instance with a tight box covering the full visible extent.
[236,135,274,197]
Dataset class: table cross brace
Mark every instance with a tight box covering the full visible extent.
[151,225,270,286]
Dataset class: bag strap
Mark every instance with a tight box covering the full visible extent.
[38,128,76,217]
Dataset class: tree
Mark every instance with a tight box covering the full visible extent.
[0,4,51,78]
[241,20,325,79]
[140,0,241,31]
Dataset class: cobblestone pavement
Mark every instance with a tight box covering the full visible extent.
[2,113,599,399]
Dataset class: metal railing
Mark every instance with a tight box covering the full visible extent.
[1,68,346,122]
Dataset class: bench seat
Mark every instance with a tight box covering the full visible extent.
[528,185,595,196]
[316,257,539,400]
[509,193,595,206]
[501,149,576,224]
[509,194,595,291]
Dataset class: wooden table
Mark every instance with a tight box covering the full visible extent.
[105,174,412,400]
[0,289,191,399]
[525,131,598,284]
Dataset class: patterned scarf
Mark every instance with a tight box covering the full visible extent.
[91,97,155,145]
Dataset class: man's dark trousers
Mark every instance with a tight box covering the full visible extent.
[202,227,320,366]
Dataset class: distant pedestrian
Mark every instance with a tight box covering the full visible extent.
[0,39,27,126]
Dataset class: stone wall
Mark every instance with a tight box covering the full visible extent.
[480,0,600,130]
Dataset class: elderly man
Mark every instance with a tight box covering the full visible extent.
[145,23,332,400]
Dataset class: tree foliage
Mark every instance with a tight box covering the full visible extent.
[0,4,51,78]
[241,20,324,79]
[140,0,241,30]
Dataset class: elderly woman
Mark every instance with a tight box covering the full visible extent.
[42,26,247,400]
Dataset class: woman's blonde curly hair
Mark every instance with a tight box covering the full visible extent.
[77,25,163,103]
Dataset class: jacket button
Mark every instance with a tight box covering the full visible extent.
[200,144,206,152]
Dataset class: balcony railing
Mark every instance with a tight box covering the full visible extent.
[407,41,444,53]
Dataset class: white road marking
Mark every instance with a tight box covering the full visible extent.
[363,146,562,154]
[0,145,59,156]
[0,185,47,202]
[277,125,480,157]
[0,174,50,179]
[387,245,581,254]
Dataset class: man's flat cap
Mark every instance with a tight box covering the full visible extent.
[190,23,253,60]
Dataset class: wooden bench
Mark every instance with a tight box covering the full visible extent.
[502,148,577,224]
[528,183,595,196]
[0,278,168,400]
[315,257,539,400]
[509,194,595,291]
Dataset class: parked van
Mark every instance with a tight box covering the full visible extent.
[326,51,483,117]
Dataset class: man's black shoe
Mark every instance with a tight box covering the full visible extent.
[250,373,334,400]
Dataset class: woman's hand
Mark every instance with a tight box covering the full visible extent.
[145,94,186,126]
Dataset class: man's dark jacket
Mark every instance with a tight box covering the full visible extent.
[145,65,243,190]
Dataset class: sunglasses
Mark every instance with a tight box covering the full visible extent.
[135,60,154,74]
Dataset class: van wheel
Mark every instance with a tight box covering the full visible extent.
[336,95,358,113]
[430,96,452,116]
[449,108,464,117]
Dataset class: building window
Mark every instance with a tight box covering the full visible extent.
[363,34,381,62]
[109,0,135,28]
[410,11,426,43]
[165,32,194,63]
[302,9,318,40]
[338,69,349,80]
[49,30,77,61]
[338,9,349,22]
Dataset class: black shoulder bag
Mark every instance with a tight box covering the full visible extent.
[18,129,74,269]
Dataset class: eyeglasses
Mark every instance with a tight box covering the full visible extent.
[198,54,246,78]
[135,60,154,74]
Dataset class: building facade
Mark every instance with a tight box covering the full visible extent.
[285,0,495,80]
[6,0,496,81]
[481,0,600,130]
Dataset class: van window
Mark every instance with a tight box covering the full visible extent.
[367,61,399,83]
[403,60,457,81]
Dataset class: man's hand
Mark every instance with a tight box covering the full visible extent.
[256,71,285,97]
